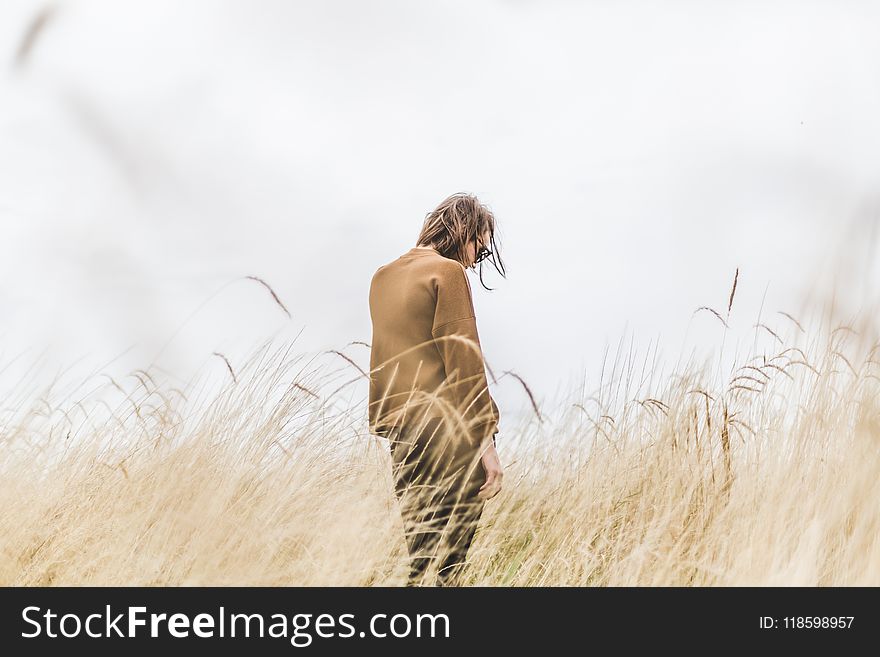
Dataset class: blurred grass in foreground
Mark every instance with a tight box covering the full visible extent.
[1,284,879,586]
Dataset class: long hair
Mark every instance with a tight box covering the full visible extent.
[415,192,506,291]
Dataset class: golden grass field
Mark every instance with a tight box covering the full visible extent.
[1,276,879,586]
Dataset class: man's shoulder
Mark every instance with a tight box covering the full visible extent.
[431,255,466,277]
[371,260,394,281]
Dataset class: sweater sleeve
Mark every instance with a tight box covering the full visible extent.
[431,262,500,443]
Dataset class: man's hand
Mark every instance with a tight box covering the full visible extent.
[478,440,503,500]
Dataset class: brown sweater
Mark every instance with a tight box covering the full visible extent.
[368,246,500,443]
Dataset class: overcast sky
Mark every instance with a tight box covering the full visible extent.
[2,0,880,431]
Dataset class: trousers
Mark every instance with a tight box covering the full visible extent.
[388,416,486,586]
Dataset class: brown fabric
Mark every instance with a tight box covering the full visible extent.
[368,246,500,443]
[388,416,486,586]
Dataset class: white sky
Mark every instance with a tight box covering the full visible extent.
[2,0,880,432]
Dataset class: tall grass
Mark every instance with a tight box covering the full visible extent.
[1,288,878,586]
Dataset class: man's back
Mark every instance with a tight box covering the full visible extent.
[368,246,499,441]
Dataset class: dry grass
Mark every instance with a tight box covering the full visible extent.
[1,296,879,586]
